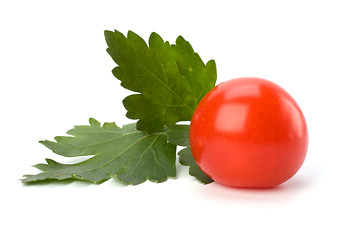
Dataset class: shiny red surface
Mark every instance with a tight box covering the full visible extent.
[189,77,308,188]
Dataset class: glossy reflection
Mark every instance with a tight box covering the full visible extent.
[222,82,261,100]
[215,103,249,133]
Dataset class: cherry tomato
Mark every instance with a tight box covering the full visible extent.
[189,77,308,188]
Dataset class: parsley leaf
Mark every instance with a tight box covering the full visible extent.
[164,123,190,146]
[105,30,216,133]
[165,123,213,184]
[21,118,176,185]
[178,147,214,184]
[22,30,216,186]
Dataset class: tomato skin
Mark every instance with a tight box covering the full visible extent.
[189,77,308,188]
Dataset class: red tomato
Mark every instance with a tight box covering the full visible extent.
[189,77,308,188]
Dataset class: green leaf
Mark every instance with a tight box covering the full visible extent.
[21,118,176,185]
[164,123,213,184]
[178,147,214,184]
[164,123,190,146]
[171,36,217,104]
[105,30,216,133]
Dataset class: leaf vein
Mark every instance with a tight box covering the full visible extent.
[122,47,194,112]
[121,135,160,180]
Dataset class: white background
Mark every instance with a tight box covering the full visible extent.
[1,0,359,239]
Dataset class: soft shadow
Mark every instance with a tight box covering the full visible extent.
[21,179,94,188]
[194,164,321,204]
